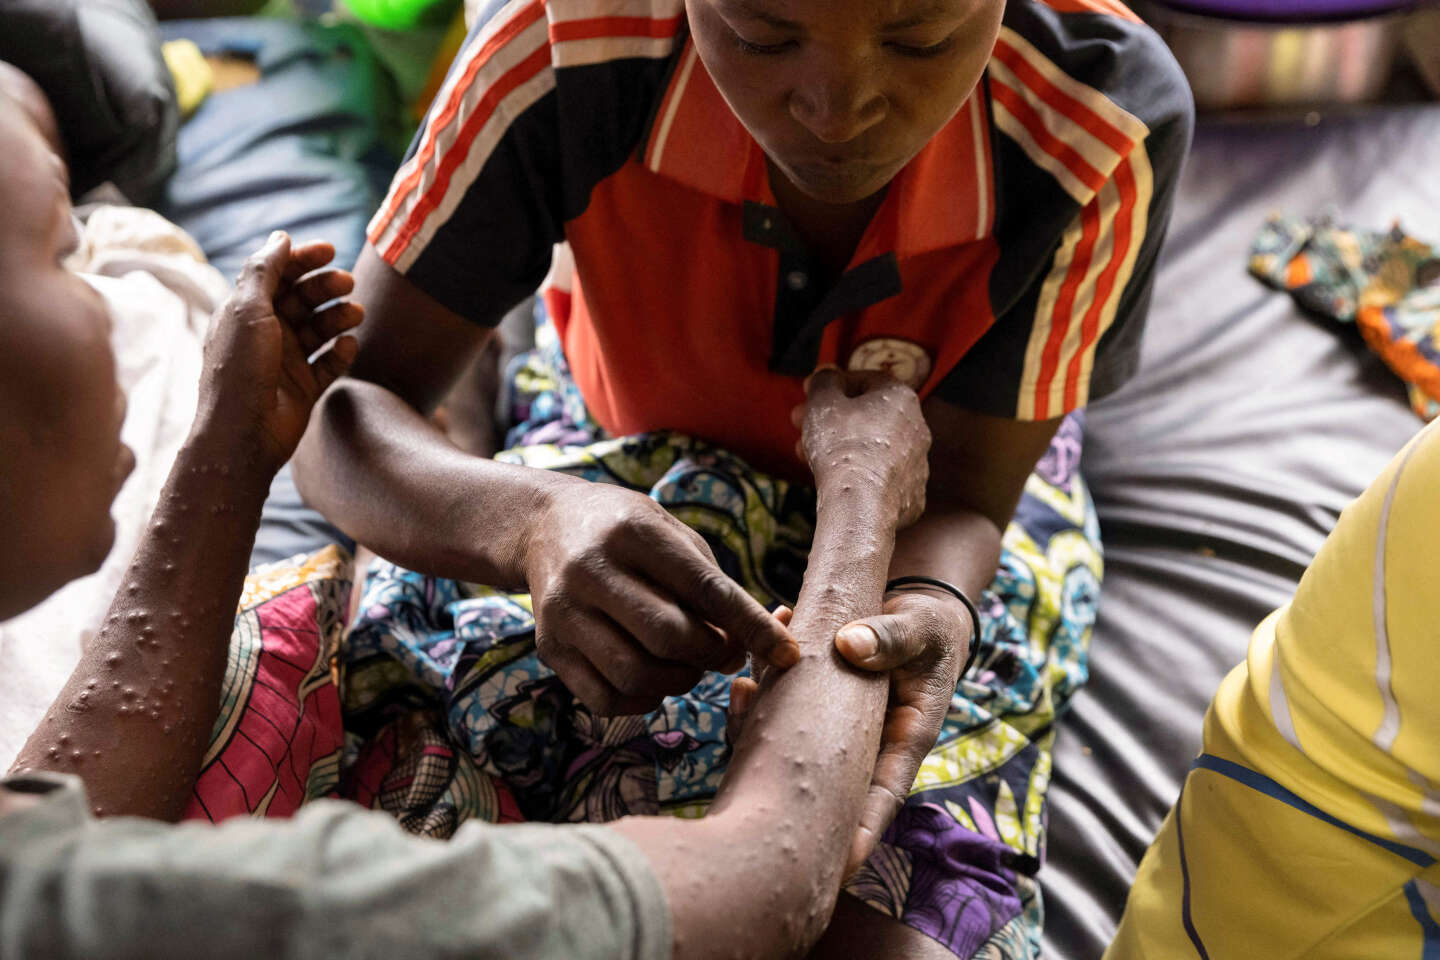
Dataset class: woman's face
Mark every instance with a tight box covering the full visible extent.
[687,0,1006,206]
[0,89,132,620]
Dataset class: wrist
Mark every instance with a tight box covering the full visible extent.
[172,427,274,509]
[499,466,585,588]
[814,465,911,524]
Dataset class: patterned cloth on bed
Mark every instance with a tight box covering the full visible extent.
[1250,214,1440,420]
[187,309,1104,959]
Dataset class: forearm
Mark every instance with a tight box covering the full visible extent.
[293,378,578,586]
[10,433,271,820]
[889,503,1002,607]
[613,477,896,958]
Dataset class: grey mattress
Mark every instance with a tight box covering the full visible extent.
[1041,103,1440,959]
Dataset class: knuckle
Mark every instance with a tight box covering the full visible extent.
[606,650,653,697]
[600,512,649,551]
[690,569,733,614]
[636,605,683,648]
[567,546,608,585]
[531,629,564,669]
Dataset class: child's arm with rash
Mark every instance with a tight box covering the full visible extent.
[612,368,931,959]
[11,234,361,820]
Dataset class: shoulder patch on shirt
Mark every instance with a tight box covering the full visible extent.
[848,337,934,390]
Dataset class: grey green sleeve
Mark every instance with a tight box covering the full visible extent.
[0,774,671,960]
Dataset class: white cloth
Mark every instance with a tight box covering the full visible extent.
[0,207,229,766]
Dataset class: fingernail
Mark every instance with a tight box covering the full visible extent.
[770,641,800,669]
[837,625,877,661]
[269,230,286,244]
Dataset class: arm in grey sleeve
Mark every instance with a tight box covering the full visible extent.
[0,776,671,960]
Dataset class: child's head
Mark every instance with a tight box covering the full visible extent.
[0,77,132,621]
[686,0,1004,205]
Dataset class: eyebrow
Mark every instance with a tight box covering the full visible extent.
[719,0,959,31]
[879,3,958,30]
[721,0,801,29]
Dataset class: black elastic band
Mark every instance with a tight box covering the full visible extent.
[884,575,982,680]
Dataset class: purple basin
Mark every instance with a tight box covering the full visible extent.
[1150,0,1416,22]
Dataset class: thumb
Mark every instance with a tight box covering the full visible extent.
[835,613,928,672]
[236,231,291,302]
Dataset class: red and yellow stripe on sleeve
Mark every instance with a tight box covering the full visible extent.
[988,26,1154,421]
[366,0,683,274]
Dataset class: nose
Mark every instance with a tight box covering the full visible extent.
[788,63,886,144]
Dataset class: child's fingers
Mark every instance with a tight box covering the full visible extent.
[725,675,759,745]
[281,240,336,284]
[276,268,354,325]
[295,300,364,356]
[308,335,359,396]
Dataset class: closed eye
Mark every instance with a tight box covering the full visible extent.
[885,35,958,58]
[732,33,797,55]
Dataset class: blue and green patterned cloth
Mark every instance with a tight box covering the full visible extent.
[334,305,1103,958]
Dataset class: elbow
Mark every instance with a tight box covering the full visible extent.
[292,380,362,505]
[750,836,850,958]
[788,862,847,957]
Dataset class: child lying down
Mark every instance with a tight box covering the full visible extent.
[0,78,937,959]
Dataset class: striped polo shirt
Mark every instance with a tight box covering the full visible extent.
[368,0,1194,477]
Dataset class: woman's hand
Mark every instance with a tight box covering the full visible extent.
[794,366,930,528]
[524,481,800,716]
[194,231,362,474]
[834,587,970,872]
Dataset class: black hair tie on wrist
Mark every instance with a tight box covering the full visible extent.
[884,575,983,680]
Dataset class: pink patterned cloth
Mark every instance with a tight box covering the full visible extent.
[185,547,350,821]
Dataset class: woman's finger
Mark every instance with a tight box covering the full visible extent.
[622,531,800,671]
[596,569,737,671]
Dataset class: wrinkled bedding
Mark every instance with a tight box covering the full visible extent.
[1041,104,1440,959]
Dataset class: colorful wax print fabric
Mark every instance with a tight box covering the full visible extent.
[189,317,1103,959]
[1250,215,1440,419]
[338,327,1101,958]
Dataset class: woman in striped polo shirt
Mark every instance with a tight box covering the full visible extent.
[293,0,1194,954]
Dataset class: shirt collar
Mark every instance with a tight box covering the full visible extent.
[640,39,995,259]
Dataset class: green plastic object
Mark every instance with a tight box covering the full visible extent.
[340,0,447,29]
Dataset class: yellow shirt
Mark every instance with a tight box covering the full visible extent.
[1108,420,1440,959]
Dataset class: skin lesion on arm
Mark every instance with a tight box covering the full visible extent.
[611,372,925,960]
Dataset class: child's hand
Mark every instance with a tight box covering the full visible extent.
[724,605,792,746]
[793,366,931,527]
[195,232,362,474]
